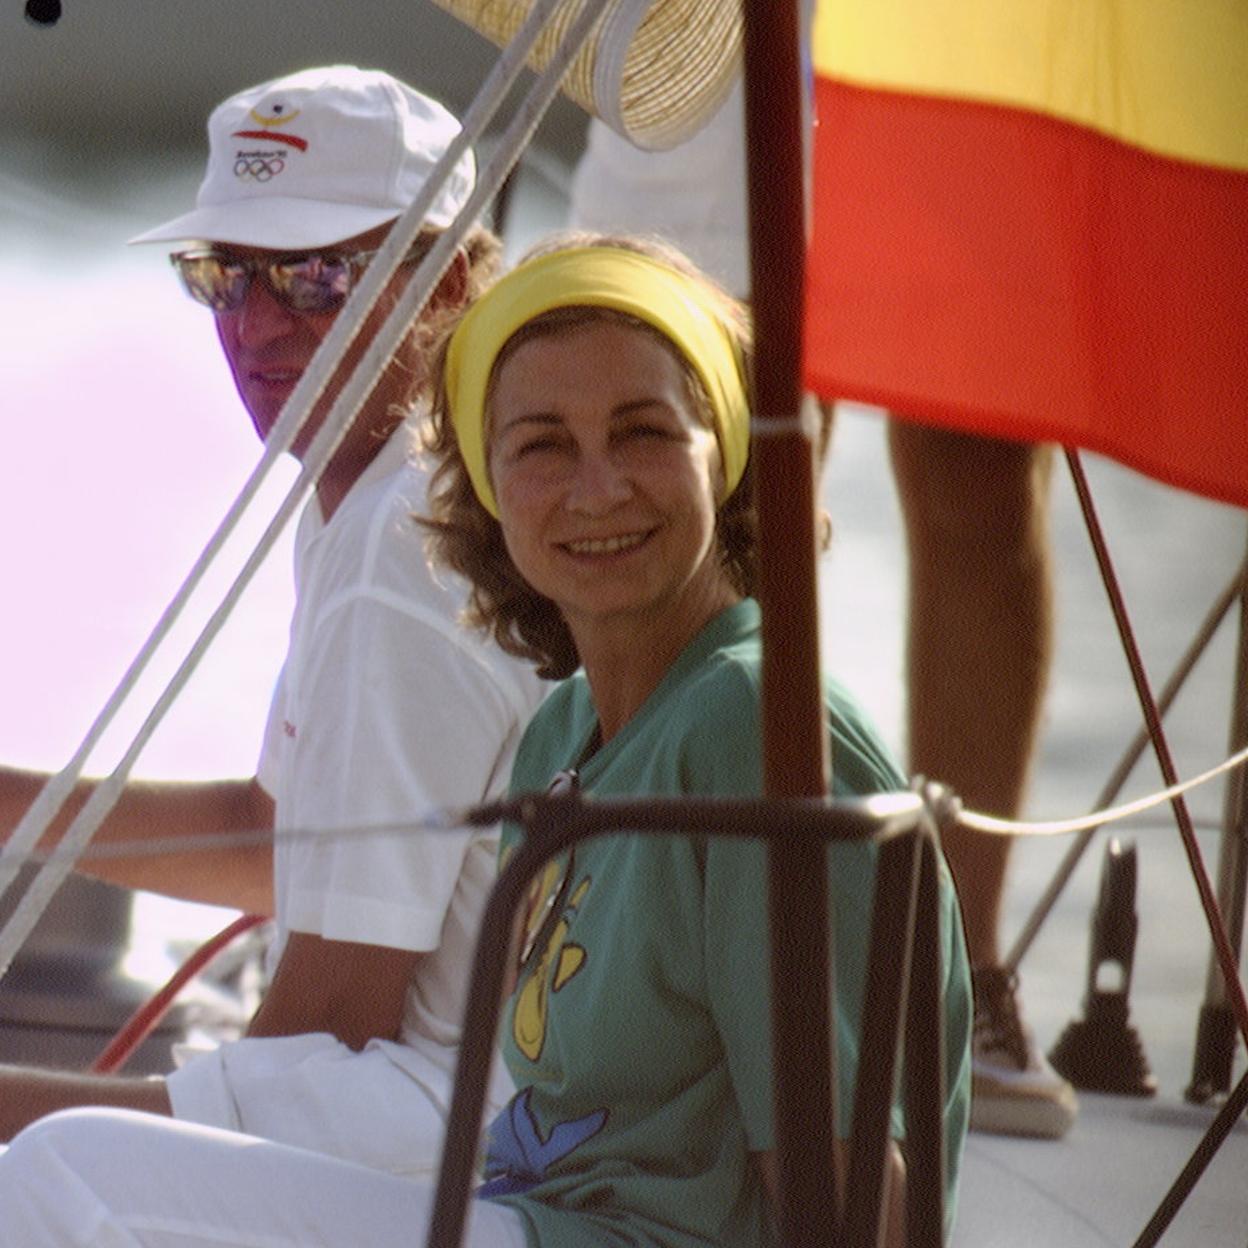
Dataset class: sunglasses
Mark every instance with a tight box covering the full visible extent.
[169,240,430,316]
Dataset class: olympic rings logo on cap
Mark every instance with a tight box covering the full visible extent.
[233,156,286,182]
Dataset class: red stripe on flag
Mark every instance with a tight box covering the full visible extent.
[804,77,1248,508]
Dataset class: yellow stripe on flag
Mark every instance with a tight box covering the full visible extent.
[812,1,1248,170]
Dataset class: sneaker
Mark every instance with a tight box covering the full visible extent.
[970,966,1078,1139]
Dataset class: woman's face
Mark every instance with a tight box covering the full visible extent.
[487,319,739,643]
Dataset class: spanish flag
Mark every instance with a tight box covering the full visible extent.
[804,3,1248,508]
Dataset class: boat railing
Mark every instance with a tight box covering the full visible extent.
[424,785,954,1248]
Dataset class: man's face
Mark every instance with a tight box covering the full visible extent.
[209,224,422,456]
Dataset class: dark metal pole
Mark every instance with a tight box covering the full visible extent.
[902,839,948,1248]
[1132,1067,1248,1248]
[743,2,839,1244]
[1187,526,1248,1103]
[744,9,825,792]
[845,834,919,1246]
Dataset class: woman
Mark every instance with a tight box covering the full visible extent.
[423,233,972,1245]
[0,235,969,1247]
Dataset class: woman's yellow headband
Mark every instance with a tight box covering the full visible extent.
[444,246,751,518]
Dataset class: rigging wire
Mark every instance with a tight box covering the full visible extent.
[1004,558,1246,973]
[9,739,1247,873]
[1063,447,1248,1049]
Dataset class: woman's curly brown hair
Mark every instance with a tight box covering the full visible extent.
[421,232,758,680]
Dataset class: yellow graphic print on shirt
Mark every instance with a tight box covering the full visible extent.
[514,874,591,1061]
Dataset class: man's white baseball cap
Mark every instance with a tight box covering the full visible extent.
[131,65,474,249]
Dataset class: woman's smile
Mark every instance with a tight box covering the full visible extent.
[557,528,656,558]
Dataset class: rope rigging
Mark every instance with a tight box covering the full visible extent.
[10,739,1247,874]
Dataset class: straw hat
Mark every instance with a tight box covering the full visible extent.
[429,0,741,150]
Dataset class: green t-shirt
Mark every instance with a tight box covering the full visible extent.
[483,600,970,1247]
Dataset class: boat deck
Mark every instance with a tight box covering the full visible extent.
[959,1089,1246,1246]
[955,891,1247,1248]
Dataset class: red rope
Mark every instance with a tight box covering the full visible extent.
[90,913,267,1075]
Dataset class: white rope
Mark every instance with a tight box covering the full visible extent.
[958,742,1248,838]
[750,409,823,442]
[2,741,1244,877]
[0,0,613,980]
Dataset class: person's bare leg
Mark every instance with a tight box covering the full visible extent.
[887,419,1053,963]
[888,419,1076,1138]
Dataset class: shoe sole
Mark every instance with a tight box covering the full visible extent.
[970,1072,1079,1139]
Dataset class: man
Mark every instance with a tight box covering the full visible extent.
[0,65,545,1174]
[568,81,1076,1139]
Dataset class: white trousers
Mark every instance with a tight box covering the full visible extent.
[0,1108,529,1248]
[167,1032,515,1179]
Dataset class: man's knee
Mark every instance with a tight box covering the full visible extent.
[7,1105,148,1168]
